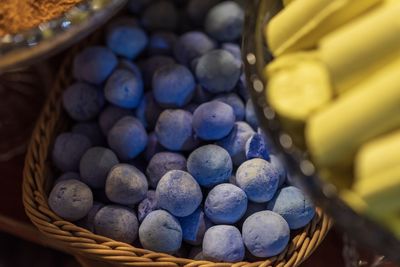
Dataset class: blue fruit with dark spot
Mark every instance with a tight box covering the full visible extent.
[236,158,279,203]
[104,69,144,108]
[106,25,148,59]
[73,46,117,85]
[156,170,202,217]
[52,132,92,172]
[173,31,216,66]
[187,145,232,188]
[48,179,93,221]
[98,105,133,135]
[94,205,139,243]
[139,210,182,253]
[106,164,148,205]
[242,211,290,257]
[72,122,105,146]
[205,183,247,224]
[245,133,270,161]
[63,82,105,121]
[214,93,245,121]
[202,225,245,262]
[153,64,195,107]
[195,50,241,93]
[205,1,244,42]
[138,190,158,222]
[107,116,148,160]
[155,109,198,151]
[216,121,254,166]
[80,147,119,188]
[146,152,187,188]
[267,186,315,229]
[148,31,177,56]
[192,101,235,141]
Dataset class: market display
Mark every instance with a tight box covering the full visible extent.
[46,0,317,262]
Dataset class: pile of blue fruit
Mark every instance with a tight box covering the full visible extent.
[48,0,316,262]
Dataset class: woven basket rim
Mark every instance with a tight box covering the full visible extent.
[22,34,332,267]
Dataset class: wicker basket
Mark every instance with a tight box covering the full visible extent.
[22,35,332,267]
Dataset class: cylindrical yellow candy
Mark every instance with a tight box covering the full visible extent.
[354,166,400,217]
[267,0,382,56]
[265,52,332,124]
[319,2,400,93]
[306,56,400,168]
[355,130,400,180]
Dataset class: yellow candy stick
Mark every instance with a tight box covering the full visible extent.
[265,52,332,124]
[354,166,400,217]
[266,0,382,56]
[306,56,400,168]
[356,130,400,180]
[319,2,400,93]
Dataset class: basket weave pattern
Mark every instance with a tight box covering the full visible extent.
[22,38,332,267]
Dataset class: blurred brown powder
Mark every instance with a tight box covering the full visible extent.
[0,0,83,36]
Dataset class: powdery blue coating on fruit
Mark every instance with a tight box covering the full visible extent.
[235,73,250,101]
[107,116,148,160]
[105,164,148,205]
[98,105,133,135]
[257,127,275,154]
[127,0,151,13]
[270,155,287,187]
[202,225,245,262]
[141,0,178,32]
[140,55,175,86]
[205,1,244,42]
[62,82,105,121]
[155,109,198,151]
[267,186,315,229]
[245,133,270,161]
[52,132,92,172]
[144,132,165,161]
[245,99,258,130]
[193,85,213,104]
[192,101,235,141]
[94,205,139,243]
[55,172,81,184]
[178,207,208,245]
[148,31,177,56]
[73,46,117,85]
[195,50,241,93]
[221,43,242,63]
[205,183,247,224]
[139,210,182,253]
[146,152,187,188]
[77,201,104,232]
[187,144,232,188]
[235,158,279,203]
[242,211,290,257]
[156,170,202,217]
[214,93,245,121]
[237,201,266,227]
[153,64,195,107]
[104,69,144,108]
[79,147,119,188]
[216,121,255,166]
[106,25,148,59]
[138,190,158,222]
[48,179,93,221]
[117,59,142,79]
[173,31,216,66]
[186,0,221,26]
[72,122,105,146]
